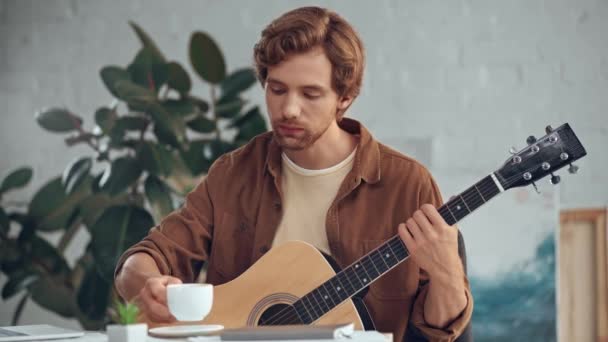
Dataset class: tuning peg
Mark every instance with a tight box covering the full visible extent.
[509,146,518,154]
[550,173,561,185]
[532,182,541,194]
[526,136,537,145]
[568,164,579,174]
[545,125,554,134]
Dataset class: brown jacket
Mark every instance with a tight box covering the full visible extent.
[115,118,473,342]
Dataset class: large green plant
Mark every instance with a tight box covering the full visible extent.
[0,22,267,329]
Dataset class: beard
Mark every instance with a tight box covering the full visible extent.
[271,119,331,151]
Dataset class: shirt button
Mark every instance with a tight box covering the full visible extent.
[273,202,281,210]
[259,245,270,254]
[239,222,247,232]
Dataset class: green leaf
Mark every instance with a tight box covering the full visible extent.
[29,276,75,317]
[112,80,156,109]
[100,66,131,98]
[187,116,215,133]
[30,235,71,275]
[28,177,92,232]
[144,175,173,222]
[0,241,22,274]
[221,68,257,98]
[78,193,131,227]
[114,300,139,324]
[167,61,192,95]
[35,108,82,133]
[189,31,226,84]
[108,116,148,146]
[215,96,245,119]
[127,47,168,92]
[162,99,198,118]
[1,269,39,300]
[116,116,149,131]
[179,140,211,175]
[188,96,210,114]
[232,106,268,144]
[62,157,93,194]
[146,103,187,148]
[89,205,154,280]
[128,21,166,62]
[94,107,117,134]
[76,264,111,321]
[137,142,173,177]
[0,208,9,235]
[0,167,33,193]
[98,157,143,196]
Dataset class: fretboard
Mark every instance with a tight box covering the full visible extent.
[289,174,503,324]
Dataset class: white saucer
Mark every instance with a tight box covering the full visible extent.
[148,324,224,337]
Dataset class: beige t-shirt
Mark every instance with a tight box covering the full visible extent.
[272,149,356,255]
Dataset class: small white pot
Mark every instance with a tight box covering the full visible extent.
[106,323,148,342]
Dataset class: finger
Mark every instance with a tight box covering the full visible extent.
[146,300,176,323]
[148,279,171,305]
[406,217,425,242]
[413,210,435,236]
[421,204,448,227]
[398,223,416,252]
[165,276,183,286]
[138,289,176,323]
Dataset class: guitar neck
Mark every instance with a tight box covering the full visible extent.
[292,173,504,324]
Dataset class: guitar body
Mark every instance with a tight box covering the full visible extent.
[155,241,371,330]
[203,241,367,328]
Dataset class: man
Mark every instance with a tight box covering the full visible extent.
[114,6,472,342]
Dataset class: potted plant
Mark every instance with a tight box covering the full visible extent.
[0,21,267,329]
[106,301,147,342]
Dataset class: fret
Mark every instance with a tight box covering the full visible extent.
[377,243,399,268]
[447,197,469,221]
[340,269,357,295]
[388,237,409,260]
[372,249,390,272]
[320,282,337,307]
[443,204,458,224]
[437,176,501,226]
[344,266,363,290]
[303,294,320,320]
[459,194,472,212]
[353,261,371,286]
[473,184,487,202]
[461,188,482,212]
[293,300,312,324]
[327,277,347,302]
[360,254,380,279]
[310,289,329,314]
[335,272,353,296]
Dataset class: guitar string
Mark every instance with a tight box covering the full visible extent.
[261,166,567,325]
[262,174,506,325]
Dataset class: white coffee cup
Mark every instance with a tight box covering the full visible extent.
[167,283,213,321]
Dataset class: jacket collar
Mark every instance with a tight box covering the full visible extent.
[265,118,381,184]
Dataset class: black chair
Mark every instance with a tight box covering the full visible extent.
[404,230,473,341]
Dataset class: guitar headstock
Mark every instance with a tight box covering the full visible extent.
[496,123,587,191]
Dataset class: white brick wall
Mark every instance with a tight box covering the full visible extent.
[1,0,607,329]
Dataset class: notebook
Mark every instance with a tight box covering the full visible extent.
[0,325,84,342]
[219,323,354,341]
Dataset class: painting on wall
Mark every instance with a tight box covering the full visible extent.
[469,233,556,342]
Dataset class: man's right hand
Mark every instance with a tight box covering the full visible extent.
[133,275,183,323]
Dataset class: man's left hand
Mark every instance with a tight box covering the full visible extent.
[397,204,464,280]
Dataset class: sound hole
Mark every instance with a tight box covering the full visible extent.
[257,303,303,326]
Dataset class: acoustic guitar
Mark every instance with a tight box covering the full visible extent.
[152,123,587,331]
